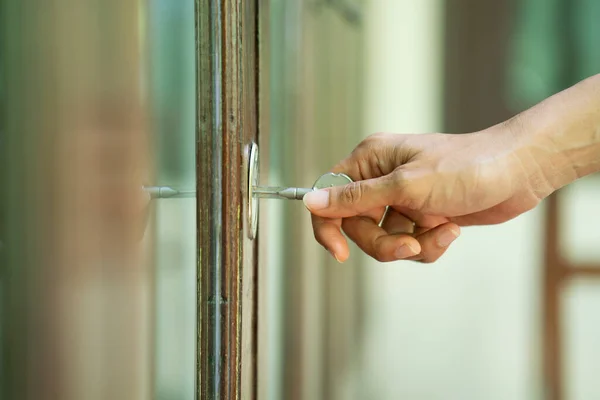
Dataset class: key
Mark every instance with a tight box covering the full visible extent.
[144,186,195,199]
[253,172,352,199]
[144,172,353,200]
[143,185,311,200]
[252,186,313,200]
[311,172,353,190]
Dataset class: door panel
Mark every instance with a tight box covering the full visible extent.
[1,1,364,398]
[148,1,197,398]
[258,2,366,399]
[1,2,152,399]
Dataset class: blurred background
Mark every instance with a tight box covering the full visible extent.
[1,0,599,400]
[260,1,600,400]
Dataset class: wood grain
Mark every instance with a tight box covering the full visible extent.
[196,0,258,398]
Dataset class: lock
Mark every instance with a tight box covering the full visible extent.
[145,141,353,241]
[246,142,259,240]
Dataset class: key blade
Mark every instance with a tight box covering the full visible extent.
[252,186,286,199]
[277,187,313,200]
[144,186,196,199]
[252,186,313,200]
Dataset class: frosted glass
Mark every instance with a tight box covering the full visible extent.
[563,279,600,400]
[559,174,600,266]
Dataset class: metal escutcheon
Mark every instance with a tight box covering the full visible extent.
[247,142,259,240]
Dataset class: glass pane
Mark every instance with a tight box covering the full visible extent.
[559,175,600,265]
[261,1,367,399]
[563,279,600,400]
[147,0,197,399]
[1,2,156,398]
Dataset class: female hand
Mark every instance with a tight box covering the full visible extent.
[303,124,551,263]
[303,74,600,263]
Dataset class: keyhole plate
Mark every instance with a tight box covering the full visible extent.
[247,142,259,240]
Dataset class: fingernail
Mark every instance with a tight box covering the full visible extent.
[329,250,344,263]
[303,190,330,210]
[437,229,459,247]
[395,244,417,259]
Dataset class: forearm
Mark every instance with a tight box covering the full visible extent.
[515,73,600,192]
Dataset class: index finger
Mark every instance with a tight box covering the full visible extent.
[311,214,349,262]
[309,150,380,262]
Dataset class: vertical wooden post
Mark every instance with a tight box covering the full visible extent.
[543,194,564,400]
[196,0,259,398]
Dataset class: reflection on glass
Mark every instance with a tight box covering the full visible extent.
[147,0,196,399]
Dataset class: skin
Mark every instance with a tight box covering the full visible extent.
[304,74,600,263]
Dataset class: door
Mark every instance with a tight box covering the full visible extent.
[1,1,155,399]
[197,1,367,399]
[257,1,367,400]
[0,0,258,398]
[1,1,364,399]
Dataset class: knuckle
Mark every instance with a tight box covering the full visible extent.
[313,230,326,247]
[349,147,367,165]
[312,229,332,250]
[368,132,387,141]
[373,248,388,263]
[369,245,386,262]
[403,197,421,211]
[390,171,424,209]
[311,220,328,247]
[351,143,370,161]
[390,169,408,189]
[371,237,385,262]
[339,182,364,205]
[419,250,442,264]
[359,132,385,148]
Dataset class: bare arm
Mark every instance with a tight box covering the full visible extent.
[303,74,600,263]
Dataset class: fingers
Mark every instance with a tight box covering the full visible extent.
[303,173,406,219]
[359,206,388,225]
[342,208,461,263]
[407,222,460,263]
[381,209,460,262]
[310,207,386,263]
[391,206,449,231]
[380,207,415,234]
[311,215,350,262]
[342,216,421,262]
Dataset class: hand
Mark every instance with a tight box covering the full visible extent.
[303,123,551,263]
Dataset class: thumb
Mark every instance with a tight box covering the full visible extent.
[303,174,401,218]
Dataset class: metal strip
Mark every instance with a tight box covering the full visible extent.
[210,0,223,397]
[196,0,223,396]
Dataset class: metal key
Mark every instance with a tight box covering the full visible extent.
[145,172,353,200]
[253,172,353,199]
[311,172,353,190]
[144,186,196,199]
[252,186,313,200]
[144,185,310,200]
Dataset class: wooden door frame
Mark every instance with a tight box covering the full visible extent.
[196,0,259,398]
[444,2,600,400]
[543,192,600,400]
[541,1,600,398]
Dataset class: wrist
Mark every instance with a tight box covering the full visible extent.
[508,74,600,193]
